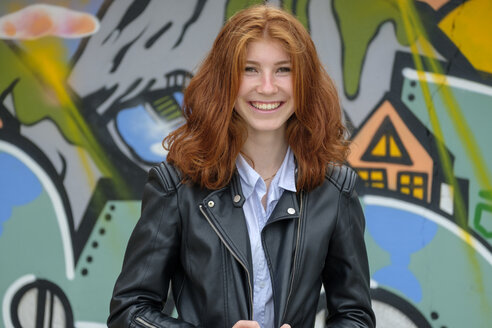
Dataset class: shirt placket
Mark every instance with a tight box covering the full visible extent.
[254,189,268,326]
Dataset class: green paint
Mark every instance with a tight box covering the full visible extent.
[475,202,492,238]
[396,0,491,315]
[0,185,140,324]
[333,0,413,98]
[67,201,140,322]
[0,41,132,198]
[225,0,263,20]
[395,1,467,227]
[281,0,310,31]
[476,190,492,238]
[225,0,310,30]
[402,79,492,234]
[0,190,67,325]
[411,226,492,326]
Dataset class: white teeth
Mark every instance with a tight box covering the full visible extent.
[251,102,281,110]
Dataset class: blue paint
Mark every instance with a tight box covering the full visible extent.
[0,152,43,236]
[365,203,438,302]
[173,91,184,107]
[116,96,184,163]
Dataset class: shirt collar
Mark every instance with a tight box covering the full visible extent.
[235,146,297,200]
[277,147,296,193]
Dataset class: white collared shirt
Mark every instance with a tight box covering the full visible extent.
[235,147,296,328]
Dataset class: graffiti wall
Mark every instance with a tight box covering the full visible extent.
[0,0,490,327]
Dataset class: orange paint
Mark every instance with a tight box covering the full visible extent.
[348,100,434,202]
[27,11,53,38]
[416,0,449,10]
[2,21,16,36]
[70,15,96,35]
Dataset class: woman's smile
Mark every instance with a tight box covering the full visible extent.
[249,101,283,111]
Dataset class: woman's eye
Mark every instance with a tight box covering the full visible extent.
[245,66,257,73]
[277,67,291,73]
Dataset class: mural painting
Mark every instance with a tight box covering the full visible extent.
[0,0,490,327]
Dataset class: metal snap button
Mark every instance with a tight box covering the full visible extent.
[287,207,295,215]
[233,195,241,203]
[208,201,215,208]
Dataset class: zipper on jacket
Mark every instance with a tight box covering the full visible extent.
[199,204,254,320]
[281,192,303,323]
[135,316,158,328]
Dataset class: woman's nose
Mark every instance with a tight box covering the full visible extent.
[257,73,278,94]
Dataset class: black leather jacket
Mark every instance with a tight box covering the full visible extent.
[108,162,375,328]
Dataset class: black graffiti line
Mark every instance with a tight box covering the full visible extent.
[145,21,173,49]
[173,0,207,49]
[103,0,151,44]
[110,29,145,73]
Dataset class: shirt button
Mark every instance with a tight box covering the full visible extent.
[287,207,295,214]
[259,282,265,288]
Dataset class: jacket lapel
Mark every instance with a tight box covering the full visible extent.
[200,176,253,278]
[263,190,302,327]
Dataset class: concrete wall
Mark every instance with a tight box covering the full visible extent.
[0,0,491,327]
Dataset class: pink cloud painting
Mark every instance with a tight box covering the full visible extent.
[0,4,99,40]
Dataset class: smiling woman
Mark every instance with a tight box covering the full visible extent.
[108,5,375,328]
[234,39,294,137]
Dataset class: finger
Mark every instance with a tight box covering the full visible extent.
[280,324,291,328]
[232,320,261,328]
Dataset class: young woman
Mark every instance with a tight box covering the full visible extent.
[108,5,375,328]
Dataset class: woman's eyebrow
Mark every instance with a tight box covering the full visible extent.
[245,60,291,65]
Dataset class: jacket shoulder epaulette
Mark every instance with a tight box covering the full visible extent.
[325,164,357,194]
[153,161,183,193]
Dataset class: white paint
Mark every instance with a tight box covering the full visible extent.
[0,141,75,280]
[439,183,454,215]
[2,274,36,328]
[75,322,107,328]
[363,195,492,266]
[151,142,168,156]
[1,93,15,116]
[403,68,492,96]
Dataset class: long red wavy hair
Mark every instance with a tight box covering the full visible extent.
[164,5,349,191]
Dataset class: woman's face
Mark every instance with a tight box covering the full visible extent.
[234,38,295,136]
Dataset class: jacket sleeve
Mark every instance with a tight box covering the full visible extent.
[322,178,376,327]
[107,166,198,328]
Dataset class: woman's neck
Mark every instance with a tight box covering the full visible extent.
[241,129,288,181]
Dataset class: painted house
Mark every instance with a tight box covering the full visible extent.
[348,93,468,218]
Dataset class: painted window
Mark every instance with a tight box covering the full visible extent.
[397,172,428,201]
[357,168,387,189]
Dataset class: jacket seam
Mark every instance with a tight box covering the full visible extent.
[151,164,184,313]
[222,243,228,328]
[325,167,356,195]
[135,196,167,294]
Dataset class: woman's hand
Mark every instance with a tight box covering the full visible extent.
[232,321,291,328]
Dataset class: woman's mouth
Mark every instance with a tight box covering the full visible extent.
[249,101,282,111]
